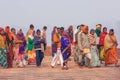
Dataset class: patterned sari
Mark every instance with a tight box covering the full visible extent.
[27,36,36,64]
[89,34,100,67]
[0,48,8,68]
[0,34,8,68]
[61,36,71,61]
[14,30,26,67]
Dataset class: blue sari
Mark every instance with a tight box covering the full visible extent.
[61,37,71,61]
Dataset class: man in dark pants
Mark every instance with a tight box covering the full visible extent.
[34,29,45,67]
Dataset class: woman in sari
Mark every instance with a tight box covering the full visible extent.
[0,27,8,68]
[15,29,26,67]
[11,28,17,60]
[104,29,119,67]
[4,26,14,68]
[89,29,100,67]
[61,31,71,70]
[26,30,36,64]
[67,25,73,58]
[99,27,107,62]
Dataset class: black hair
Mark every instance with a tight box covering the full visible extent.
[77,25,80,29]
[110,29,114,32]
[96,24,102,27]
[11,28,15,31]
[43,26,47,30]
[57,27,61,29]
[80,24,85,27]
[103,27,107,30]
[60,27,64,30]
[30,24,34,29]
[90,29,95,33]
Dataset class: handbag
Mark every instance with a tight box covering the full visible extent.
[83,48,90,54]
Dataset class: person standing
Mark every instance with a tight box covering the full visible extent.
[77,25,85,66]
[4,26,14,68]
[95,24,102,51]
[104,29,119,67]
[68,25,74,56]
[26,29,36,64]
[99,27,107,63]
[51,28,64,69]
[15,29,26,67]
[34,29,45,67]
[51,26,57,57]
[78,25,91,68]
[41,26,47,51]
[0,27,8,68]
[89,29,100,67]
[74,25,81,64]
[61,31,71,70]
[11,28,17,60]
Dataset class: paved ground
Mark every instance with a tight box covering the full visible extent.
[0,56,120,80]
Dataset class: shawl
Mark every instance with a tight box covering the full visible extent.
[95,29,101,37]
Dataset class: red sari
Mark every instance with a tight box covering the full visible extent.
[5,26,14,68]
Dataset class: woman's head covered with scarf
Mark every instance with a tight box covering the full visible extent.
[62,30,69,38]
[96,24,102,30]
[68,25,73,32]
[17,29,25,41]
[0,27,4,35]
[5,26,13,41]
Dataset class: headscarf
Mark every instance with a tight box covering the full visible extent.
[17,29,26,54]
[96,25,101,29]
[17,29,25,41]
[0,27,3,32]
[5,26,13,41]
[63,30,68,38]
[0,27,6,43]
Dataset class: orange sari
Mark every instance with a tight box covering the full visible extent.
[104,34,118,64]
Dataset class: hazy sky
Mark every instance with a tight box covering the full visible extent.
[0,0,120,46]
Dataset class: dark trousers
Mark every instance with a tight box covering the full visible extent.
[44,43,47,51]
[80,54,86,66]
[36,50,44,67]
[8,45,14,68]
[52,44,55,57]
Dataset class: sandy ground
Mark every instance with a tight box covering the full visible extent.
[0,47,120,80]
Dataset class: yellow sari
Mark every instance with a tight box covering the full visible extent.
[104,34,118,64]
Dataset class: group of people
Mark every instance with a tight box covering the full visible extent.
[51,24,119,70]
[73,24,119,68]
[0,25,47,68]
[0,24,119,70]
[51,26,73,70]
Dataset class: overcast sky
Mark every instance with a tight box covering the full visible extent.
[0,0,120,46]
